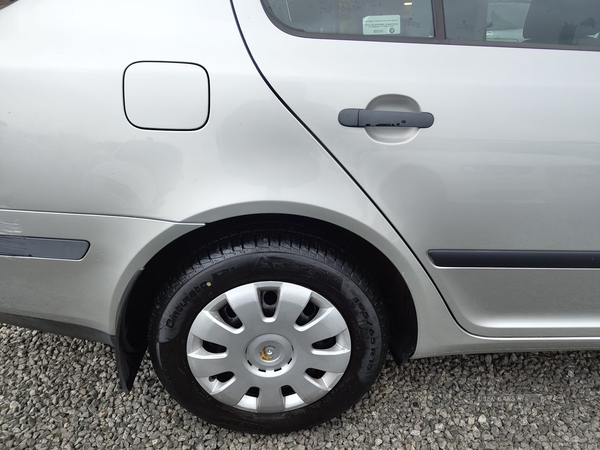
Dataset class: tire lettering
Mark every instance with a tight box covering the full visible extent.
[165,290,195,328]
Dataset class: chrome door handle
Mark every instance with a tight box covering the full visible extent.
[338,108,434,128]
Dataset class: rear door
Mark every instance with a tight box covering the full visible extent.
[233,0,600,338]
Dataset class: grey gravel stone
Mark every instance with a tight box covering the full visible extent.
[1,324,600,449]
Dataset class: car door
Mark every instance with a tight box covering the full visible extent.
[233,0,600,338]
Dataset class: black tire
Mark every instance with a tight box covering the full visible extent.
[148,224,389,433]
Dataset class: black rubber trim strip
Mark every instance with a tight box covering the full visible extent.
[0,235,90,260]
[432,0,446,40]
[429,250,600,269]
[0,312,115,346]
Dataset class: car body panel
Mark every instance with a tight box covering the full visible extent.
[1,0,600,360]
[233,0,600,338]
[0,0,447,348]
[123,61,210,131]
[0,209,203,334]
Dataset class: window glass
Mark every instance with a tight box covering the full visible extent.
[486,1,531,41]
[444,0,600,46]
[264,0,435,38]
[0,0,18,10]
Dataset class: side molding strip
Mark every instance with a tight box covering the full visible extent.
[429,250,600,269]
[0,235,90,260]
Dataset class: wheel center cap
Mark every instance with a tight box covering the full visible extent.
[260,346,277,361]
[246,334,293,372]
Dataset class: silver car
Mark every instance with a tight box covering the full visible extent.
[1,0,599,433]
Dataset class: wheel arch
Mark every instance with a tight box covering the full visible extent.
[115,213,418,391]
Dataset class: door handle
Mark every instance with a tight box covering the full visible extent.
[338,108,434,129]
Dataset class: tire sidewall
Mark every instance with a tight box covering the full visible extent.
[151,250,387,433]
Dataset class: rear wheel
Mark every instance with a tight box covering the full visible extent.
[148,226,389,433]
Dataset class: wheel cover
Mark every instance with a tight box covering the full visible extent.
[186,281,352,413]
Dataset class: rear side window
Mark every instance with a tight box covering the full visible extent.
[444,0,600,47]
[263,0,435,39]
[0,0,18,10]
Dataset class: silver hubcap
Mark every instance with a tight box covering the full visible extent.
[186,282,351,413]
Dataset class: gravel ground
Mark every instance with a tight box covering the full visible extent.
[1,325,600,449]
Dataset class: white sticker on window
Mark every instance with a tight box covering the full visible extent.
[362,15,401,35]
